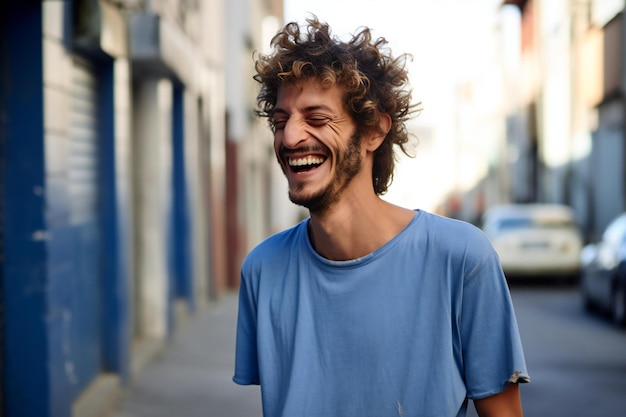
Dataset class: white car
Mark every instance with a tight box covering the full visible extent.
[481,204,583,280]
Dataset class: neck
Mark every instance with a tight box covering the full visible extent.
[308,192,415,261]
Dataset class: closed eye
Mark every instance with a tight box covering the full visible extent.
[307,115,330,127]
[270,117,287,132]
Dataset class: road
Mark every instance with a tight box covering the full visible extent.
[468,283,626,417]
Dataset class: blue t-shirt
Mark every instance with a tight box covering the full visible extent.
[234,210,529,417]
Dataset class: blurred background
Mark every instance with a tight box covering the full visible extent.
[1,0,626,416]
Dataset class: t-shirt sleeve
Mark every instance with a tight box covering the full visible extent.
[233,267,260,385]
[460,248,530,399]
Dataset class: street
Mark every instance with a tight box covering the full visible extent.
[111,284,626,417]
[514,283,626,417]
[468,282,626,417]
[110,293,262,417]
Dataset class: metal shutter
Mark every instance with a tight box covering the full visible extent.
[70,58,99,225]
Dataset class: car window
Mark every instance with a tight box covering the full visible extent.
[482,205,580,235]
[495,217,575,231]
[497,218,532,231]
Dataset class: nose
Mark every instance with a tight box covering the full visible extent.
[281,117,307,149]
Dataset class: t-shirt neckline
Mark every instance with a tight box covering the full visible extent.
[302,209,423,267]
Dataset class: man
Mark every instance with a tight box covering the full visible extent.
[233,17,529,417]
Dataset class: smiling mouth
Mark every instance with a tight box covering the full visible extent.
[288,155,326,173]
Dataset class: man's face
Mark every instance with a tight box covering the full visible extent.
[272,80,363,213]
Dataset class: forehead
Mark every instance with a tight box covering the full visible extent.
[275,80,345,112]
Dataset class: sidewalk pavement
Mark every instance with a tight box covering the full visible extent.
[109,291,262,417]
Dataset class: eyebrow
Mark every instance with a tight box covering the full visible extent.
[271,104,337,117]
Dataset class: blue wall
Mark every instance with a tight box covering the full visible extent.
[1,3,133,415]
[98,61,132,382]
[1,3,51,416]
[1,2,200,415]
[171,85,194,310]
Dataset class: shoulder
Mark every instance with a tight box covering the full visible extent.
[415,211,498,274]
[241,219,308,272]
[417,210,492,249]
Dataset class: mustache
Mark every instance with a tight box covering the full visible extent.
[279,145,329,159]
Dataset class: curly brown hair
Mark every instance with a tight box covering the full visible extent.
[254,17,420,195]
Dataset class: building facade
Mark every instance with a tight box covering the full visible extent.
[498,0,626,241]
[0,0,280,416]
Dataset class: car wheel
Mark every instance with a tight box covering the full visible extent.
[611,284,626,327]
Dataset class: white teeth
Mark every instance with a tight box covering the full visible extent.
[288,156,325,166]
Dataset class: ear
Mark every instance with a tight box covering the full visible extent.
[363,112,392,152]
